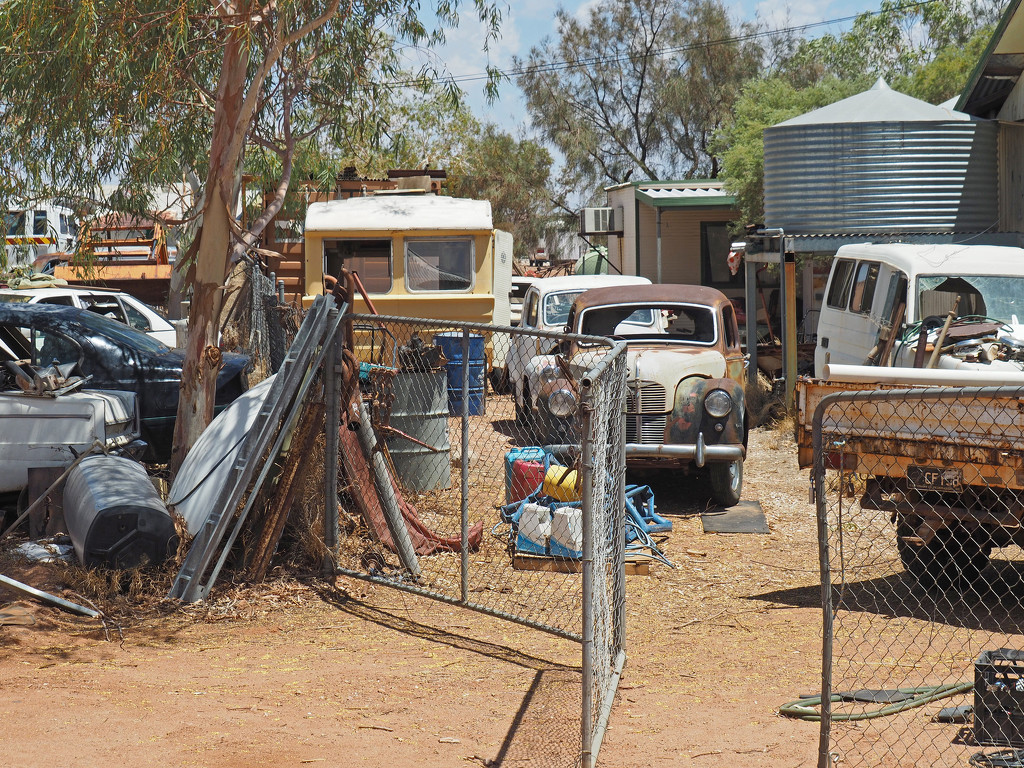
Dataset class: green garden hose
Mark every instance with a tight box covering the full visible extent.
[779,681,974,722]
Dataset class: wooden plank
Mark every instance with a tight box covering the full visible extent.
[26,466,65,539]
[512,553,651,576]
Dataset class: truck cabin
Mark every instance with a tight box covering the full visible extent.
[815,243,1024,376]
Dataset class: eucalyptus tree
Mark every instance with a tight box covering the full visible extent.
[447,126,554,261]
[515,0,762,204]
[0,0,501,471]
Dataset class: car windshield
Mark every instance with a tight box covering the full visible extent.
[74,308,170,353]
[0,294,32,303]
[579,303,717,344]
[916,275,1024,323]
[543,291,585,327]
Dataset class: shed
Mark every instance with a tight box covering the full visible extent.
[604,180,741,296]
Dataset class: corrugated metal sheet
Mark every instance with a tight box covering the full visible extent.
[764,121,999,234]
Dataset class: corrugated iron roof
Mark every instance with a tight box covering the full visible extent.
[958,0,1024,116]
[634,183,735,208]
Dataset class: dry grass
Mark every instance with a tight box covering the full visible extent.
[746,372,786,428]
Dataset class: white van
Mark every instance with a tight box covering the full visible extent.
[815,243,1024,377]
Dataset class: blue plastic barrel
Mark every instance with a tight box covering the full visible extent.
[433,331,486,415]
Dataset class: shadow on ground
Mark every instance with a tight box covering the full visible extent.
[311,583,584,768]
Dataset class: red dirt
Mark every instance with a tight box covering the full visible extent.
[0,427,825,767]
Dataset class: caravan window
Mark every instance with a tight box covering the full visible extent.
[405,238,474,292]
[32,211,48,236]
[323,238,392,293]
[826,259,855,309]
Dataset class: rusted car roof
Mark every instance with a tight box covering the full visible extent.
[572,283,730,310]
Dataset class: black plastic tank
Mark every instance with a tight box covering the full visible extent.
[63,454,178,567]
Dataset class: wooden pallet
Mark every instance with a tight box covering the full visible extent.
[512,553,651,576]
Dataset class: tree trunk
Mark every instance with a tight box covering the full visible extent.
[168,30,251,475]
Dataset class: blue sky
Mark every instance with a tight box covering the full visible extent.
[417,0,887,134]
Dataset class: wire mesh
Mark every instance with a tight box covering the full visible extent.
[814,386,1024,768]
[326,314,627,767]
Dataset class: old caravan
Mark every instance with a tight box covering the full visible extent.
[301,194,513,326]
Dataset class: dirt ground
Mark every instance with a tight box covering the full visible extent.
[0,425,826,768]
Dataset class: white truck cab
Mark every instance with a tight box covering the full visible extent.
[814,243,1024,377]
[4,202,78,269]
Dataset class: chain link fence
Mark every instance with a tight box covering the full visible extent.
[328,314,628,768]
[220,258,298,377]
[812,385,1024,768]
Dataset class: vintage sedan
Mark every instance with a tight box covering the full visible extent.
[522,284,748,506]
[0,304,250,461]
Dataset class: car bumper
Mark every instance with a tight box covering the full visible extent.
[625,431,744,467]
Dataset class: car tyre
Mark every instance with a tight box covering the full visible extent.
[709,459,743,507]
[515,386,537,442]
[896,516,991,590]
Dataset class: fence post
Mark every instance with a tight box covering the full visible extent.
[614,395,627,655]
[322,308,341,573]
[813,396,833,768]
[580,379,596,768]
[460,327,470,604]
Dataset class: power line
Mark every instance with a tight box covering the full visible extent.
[392,0,937,87]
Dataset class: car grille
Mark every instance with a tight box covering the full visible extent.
[625,414,667,444]
[626,380,668,414]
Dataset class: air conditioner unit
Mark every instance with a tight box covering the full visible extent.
[579,207,623,235]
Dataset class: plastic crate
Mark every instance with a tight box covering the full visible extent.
[976,649,1024,747]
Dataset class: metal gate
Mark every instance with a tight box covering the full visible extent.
[812,386,1024,768]
[333,314,629,768]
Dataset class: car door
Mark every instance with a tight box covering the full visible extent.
[721,303,746,386]
[815,259,880,375]
[509,287,541,404]
[119,295,177,346]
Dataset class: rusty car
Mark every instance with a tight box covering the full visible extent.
[520,283,748,506]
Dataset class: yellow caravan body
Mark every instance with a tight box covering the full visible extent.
[302,194,513,327]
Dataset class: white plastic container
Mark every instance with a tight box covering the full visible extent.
[550,506,583,559]
[517,503,552,555]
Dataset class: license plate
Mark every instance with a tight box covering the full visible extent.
[907,465,963,492]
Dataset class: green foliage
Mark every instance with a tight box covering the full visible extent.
[448,125,555,261]
[895,26,994,104]
[0,0,503,241]
[789,0,1001,82]
[516,0,762,208]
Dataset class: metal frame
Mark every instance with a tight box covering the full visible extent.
[811,384,1024,768]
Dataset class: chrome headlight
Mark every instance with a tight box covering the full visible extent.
[547,388,577,418]
[704,388,733,419]
[539,364,559,383]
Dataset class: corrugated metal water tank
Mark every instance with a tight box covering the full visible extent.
[763,80,999,234]
[764,120,999,233]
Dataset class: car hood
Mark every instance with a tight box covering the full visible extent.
[626,346,726,388]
